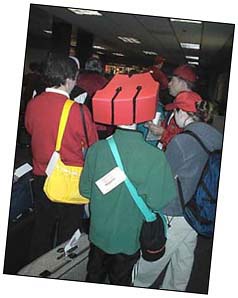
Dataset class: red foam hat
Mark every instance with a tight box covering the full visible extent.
[165,91,202,112]
[92,72,159,125]
[173,64,197,82]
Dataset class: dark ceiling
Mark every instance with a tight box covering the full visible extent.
[27,4,234,72]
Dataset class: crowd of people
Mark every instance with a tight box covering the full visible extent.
[22,52,222,292]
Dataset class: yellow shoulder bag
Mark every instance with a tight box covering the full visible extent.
[43,99,89,204]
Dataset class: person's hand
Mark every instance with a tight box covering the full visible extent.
[148,122,165,136]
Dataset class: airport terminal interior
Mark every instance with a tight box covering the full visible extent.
[3,3,234,295]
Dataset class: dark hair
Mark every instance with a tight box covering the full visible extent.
[85,57,103,73]
[43,54,78,87]
[188,100,214,123]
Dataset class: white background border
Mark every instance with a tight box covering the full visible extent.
[0,1,237,297]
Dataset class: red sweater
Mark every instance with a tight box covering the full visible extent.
[149,66,168,90]
[77,72,108,97]
[25,91,98,175]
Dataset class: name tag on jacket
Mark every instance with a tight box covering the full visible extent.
[95,167,126,195]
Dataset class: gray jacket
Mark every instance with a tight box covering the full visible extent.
[163,121,223,216]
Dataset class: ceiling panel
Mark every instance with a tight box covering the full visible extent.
[202,22,234,50]
[200,22,234,67]
[27,4,235,70]
[171,22,203,44]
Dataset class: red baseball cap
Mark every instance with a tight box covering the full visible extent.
[165,91,202,112]
[173,64,197,82]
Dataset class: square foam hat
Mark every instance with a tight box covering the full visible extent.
[92,72,159,125]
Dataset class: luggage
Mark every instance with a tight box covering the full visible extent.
[9,171,34,221]
[17,233,90,282]
[4,164,35,274]
[3,210,36,274]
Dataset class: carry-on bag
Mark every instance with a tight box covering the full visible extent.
[9,163,34,221]
[4,210,35,274]
[17,232,90,282]
[43,100,89,205]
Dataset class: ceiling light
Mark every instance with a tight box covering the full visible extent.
[143,51,158,55]
[170,18,202,24]
[67,8,102,16]
[180,42,200,50]
[185,55,199,60]
[70,40,77,47]
[93,45,106,50]
[118,36,141,44]
[188,61,199,65]
[96,51,104,55]
[112,53,125,57]
[44,30,52,34]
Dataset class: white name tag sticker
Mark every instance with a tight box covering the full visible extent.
[14,163,32,178]
[95,167,126,195]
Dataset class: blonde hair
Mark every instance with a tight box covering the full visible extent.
[187,100,214,123]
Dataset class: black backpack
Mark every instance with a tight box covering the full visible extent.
[177,130,222,238]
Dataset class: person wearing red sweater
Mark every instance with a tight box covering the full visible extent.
[25,54,98,261]
[76,56,108,98]
[148,55,168,91]
[76,55,115,139]
[148,64,198,150]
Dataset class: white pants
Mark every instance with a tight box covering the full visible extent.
[133,216,197,291]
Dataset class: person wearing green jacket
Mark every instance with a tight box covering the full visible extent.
[79,73,176,286]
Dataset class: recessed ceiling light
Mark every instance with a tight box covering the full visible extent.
[180,42,200,50]
[143,51,158,55]
[185,55,199,60]
[118,36,141,44]
[170,18,202,24]
[188,61,199,65]
[44,30,52,34]
[93,45,106,50]
[67,8,102,16]
[112,53,125,57]
[70,40,77,47]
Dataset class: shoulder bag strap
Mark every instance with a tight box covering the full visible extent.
[79,104,89,147]
[55,99,74,152]
[107,136,156,222]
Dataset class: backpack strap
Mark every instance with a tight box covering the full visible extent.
[182,130,211,154]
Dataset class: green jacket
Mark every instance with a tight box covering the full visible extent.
[80,129,176,254]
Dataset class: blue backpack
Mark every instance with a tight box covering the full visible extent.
[177,130,222,238]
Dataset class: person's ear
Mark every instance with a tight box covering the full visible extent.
[65,78,75,92]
